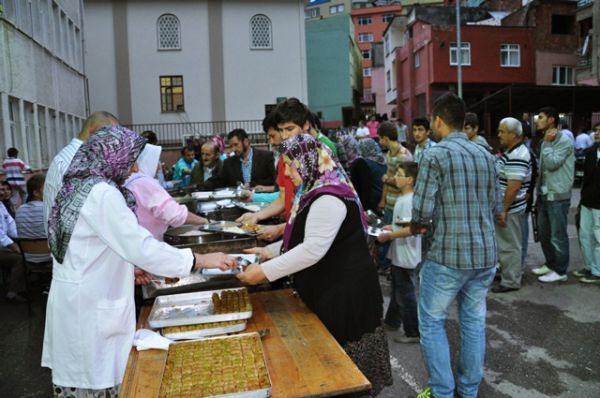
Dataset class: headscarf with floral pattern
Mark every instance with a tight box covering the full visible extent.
[279,134,367,251]
[48,126,146,263]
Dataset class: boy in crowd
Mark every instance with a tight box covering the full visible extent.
[3,147,31,205]
[464,112,493,152]
[377,161,421,343]
[236,98,309,241]
[377,121,413,273]
[172,146,198,187]
[412,118,436,164]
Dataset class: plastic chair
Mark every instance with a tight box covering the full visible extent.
[17,238,52,314]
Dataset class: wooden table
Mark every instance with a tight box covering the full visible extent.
[121,289,371,397]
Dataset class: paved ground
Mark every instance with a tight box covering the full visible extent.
[1,189,599,397]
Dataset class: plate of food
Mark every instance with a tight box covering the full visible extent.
[148,288,253,329]
[200,221,261,236]
[368,226,383,237]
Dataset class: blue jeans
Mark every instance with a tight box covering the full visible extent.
[521,211,530,271]
[378,207,393,270]
[537,198,570,275]
[418,260,496,398]
[384,266,419,337]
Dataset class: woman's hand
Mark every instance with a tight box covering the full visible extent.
[243,247,273,262]
[236,212,260,225]
[194,253,238,271]
[257,224,284,242]
[377,233,391,243]
[236,264,267,285]
[134,268,153,285]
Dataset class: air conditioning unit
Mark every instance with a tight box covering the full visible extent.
[182,134,196,148]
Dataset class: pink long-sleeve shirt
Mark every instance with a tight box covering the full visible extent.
[125,175,188,240]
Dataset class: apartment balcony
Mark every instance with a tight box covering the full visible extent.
[577,54,592,68]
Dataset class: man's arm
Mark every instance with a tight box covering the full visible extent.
[541,133,574,172]
[412,153,440,223]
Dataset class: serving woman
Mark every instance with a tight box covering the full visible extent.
[42,126,236,397]
[125,143,208,240]
[237,134,392,395]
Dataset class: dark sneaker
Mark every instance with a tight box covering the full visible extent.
[417,386,436,398]
[580,275,600,284]
[573,269,592,278]
[383,322,399,332]
[491,285,520,293]
[394,335,420,344]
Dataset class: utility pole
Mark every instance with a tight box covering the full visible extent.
[456,0,463,98]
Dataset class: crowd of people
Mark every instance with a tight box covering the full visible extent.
[0,92,598,398]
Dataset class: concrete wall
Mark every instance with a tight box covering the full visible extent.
[84,0,307,125]
[536,51,578,85]
[0,0,87,168]
[306,14,354,124]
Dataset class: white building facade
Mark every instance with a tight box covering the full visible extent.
[0,0,87,169]
[84,0,308,128]
[383,16,406,118]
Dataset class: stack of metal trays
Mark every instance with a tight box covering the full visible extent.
[164,225,259,251]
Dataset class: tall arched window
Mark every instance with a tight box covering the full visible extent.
[250,14,272,50]
[157,14,181,50]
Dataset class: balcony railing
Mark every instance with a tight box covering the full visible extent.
[577,0,593,8]
[125,120,267,147]
[577,55,592,68]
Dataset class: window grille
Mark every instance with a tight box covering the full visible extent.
[250,14,272,49]
[157,14,181,50]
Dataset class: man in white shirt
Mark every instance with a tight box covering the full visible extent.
[0,201,26,302]
[43,112,119,232]
[355,121,370,139]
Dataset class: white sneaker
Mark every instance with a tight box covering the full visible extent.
[538,271,567,283]
[532,265,552,276]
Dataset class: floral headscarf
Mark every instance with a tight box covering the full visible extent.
[358,138,386,165]
[279,134,367,251]
[48,126,146,263]
[339,133,360,166]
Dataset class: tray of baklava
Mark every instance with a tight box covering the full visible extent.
[148,288,252,329]
[158,332,272,398]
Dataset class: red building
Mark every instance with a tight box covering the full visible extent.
[351,4,402,114]
[396,18,535,136]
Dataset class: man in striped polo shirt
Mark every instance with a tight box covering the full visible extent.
[492,118,532,293]
[43,112,118,233]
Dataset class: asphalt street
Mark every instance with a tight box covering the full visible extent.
[1,189,599,397]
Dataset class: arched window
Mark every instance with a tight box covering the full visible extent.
[157,14,181,50]
[250,14,272,50]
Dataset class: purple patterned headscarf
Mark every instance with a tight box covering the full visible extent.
[279,134,367,251]
[48,126,146,263]
[358,138,386,165]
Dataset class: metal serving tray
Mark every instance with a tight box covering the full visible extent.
[232,201,270,213]
[199,221,260,236]
[161,320,248,341]
[159,332,272,398]
[148,288,253,329]
[192,189,238,201]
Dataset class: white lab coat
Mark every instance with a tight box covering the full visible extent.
[42,183,194,389]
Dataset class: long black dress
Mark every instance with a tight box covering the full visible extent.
[288,193,393,395]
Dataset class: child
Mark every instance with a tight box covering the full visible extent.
[2,147,31,206]
[377,161,421,343]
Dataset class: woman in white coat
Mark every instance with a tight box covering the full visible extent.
[42,126,236,397]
